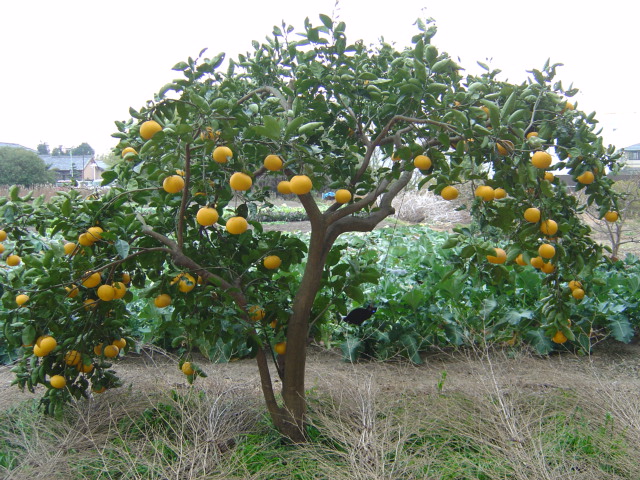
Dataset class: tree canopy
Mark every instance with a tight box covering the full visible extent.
[0,147,56,186]
[0,15,623,439]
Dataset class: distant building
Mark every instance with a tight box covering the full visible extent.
[82,158,108,183]
[39,154,93,182]
[622,143,640,171]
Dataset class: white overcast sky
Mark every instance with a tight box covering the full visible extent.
[1,0,638,156]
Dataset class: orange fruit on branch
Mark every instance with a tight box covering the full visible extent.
[213,146,232,163]
[531,151,552,169]
[226,216,249,235]
[289,175,313,195]
[140,120,162,140]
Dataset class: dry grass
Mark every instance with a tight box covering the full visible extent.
[2,347,640,479]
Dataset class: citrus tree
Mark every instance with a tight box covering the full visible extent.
[0,15,622,440]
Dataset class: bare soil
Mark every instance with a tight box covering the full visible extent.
[3,341,640,412]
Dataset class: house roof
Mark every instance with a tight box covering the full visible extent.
[85,158,108,170]
[623,143,640,151]
[0,142,35,152]
[41,154,92,171]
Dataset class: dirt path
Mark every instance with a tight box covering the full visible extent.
[3,341,640,411]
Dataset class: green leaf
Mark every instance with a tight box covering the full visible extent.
[399,334,423,364]
[609,317,634,343]
[344,285,365,304]
[525,330,554,354]
[115,239,130,259]
[340,337,363,362]
[298,121,324,135]
[414,58,427,82]
[319,14,333,29]
[101,170,118,186]
[172,61,189,71]
[285,117,307,137]
[262,115,282,140]
[402,288,425,310]
[61,198,71,217]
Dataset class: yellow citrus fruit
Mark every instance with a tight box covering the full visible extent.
[181,362,194,375]
[77,363,94,373]
[604,211,619,222]
[264,155,283,171]
[531,151,552,169]
[64,242,77,255]
[103,345,119,358]
[78,233,95,247]
[230,172,253,191]
[496,140,514,155]
[493,188,507,199]
[162,175,185,194]
[541,262,555,274]
[568,280,582,291]
[540,219,558,236]
[178,273,196,293]
[92,385,107,394]
[0,243,4,254]
[50,375,67,389]
[213,146,232,163]
[289,175,313,195]
[112,282,127,299]
[263,255,282,270]
[515,254,527,266]
[552,331,568,344]
[277,181,292,194]
[112,338,127,350]
[97,285,116,301]
[140,120,162,140]
[526,132,539,139]
[64,350,82,366]
[441,186,459,200]
[154,293,171,308]
[39,336,57,354]
[538,244,556,259]
[0,230,6,241]
[414,155,432,170]
[530,256,544,269]
[523,208,541,223]
[121,146,137,159]
[270,320,277,328]
[274,342,287,355]
[486,248,507,264]
[87,226,104,241]
[226,216,248,234]
[577,171,594,185]
[93,344,103,356]
[84,298,98,310]
[196,207,219,226]
[175,169,185,177]
[7,255,21,266]
[82,272,102,288]
[33,344,47,357]
[544,172,555,182]
[65,285,79,298]
[475,185,495,201]
[564,101,575,111]
[249,305,266,321]
[122,272,131,285]
[335,189,352,204]
[572,288,585,300]
[16,294,29,306]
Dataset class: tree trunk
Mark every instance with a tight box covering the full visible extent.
[278,226,328,441]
